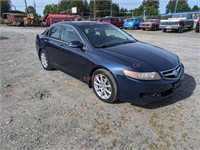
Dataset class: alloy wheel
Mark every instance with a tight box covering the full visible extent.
[93,74,112,100]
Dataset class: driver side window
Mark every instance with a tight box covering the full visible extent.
[61,26,82,44]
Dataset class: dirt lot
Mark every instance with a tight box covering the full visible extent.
[0,25,200,150]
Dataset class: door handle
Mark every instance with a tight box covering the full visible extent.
[59,45,64,49]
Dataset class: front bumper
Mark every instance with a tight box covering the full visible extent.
[160,25,180,30]
[117,66,185,105]
[123,24,134,28]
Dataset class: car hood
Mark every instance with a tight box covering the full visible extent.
[140,22,153,25]
[98,41,179,72]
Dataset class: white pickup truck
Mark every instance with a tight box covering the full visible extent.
[160,13,194,33]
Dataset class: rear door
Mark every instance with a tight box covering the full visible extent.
[44,25,63,67]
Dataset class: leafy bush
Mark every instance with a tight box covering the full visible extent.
[0,17,4,24]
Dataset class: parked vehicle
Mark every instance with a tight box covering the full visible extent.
[41,14,75,27]
[36,21,184,105]
[24,14,42,26]
[100,17,124,28]
[3,13,27,26]
[195,19,200,33]
[123,18,144,30]
[160,13,194,33]
[140,19,160,31]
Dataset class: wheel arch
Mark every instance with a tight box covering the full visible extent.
[88,66,118,89]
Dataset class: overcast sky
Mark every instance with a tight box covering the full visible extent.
[11,0,200,16]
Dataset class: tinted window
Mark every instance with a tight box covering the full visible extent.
[110,18,114,21]
[49,26,61,39]
[127,19,134,22]
[61,26,82,43]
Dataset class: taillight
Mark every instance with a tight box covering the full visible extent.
[178,21,181,25]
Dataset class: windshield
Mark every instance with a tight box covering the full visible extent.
[172,14,187,18]
[127,19,134,22]
[146,19,154,22]
[161,15,173,20]
[79,24,137,48]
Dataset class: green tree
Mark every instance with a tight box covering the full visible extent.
[166,0,190,13]
[59,0,84,15]
[131,0,159,17]
[191,5,199,11]
[179,1,190,12]
[27,6,36,14]
[89,0,111,17]
[111,3,120,16]
[43,4,60,16]
[83,0,89,15]
[0,0,11,16]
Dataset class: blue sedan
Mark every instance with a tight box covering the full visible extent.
[36,21,184,105]
[123,18,144,30]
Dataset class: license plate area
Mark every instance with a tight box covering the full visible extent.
[174,80,181,89]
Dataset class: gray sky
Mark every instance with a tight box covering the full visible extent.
[11,0,200,16]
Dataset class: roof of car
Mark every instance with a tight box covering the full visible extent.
[56,21,109,26]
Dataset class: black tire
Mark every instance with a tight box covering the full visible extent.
[162,29,166,32]
[134,25,138,30]
[154,26,158,31]
[142,28,145,31]
[178,26,183,33]
[40,50,53,70]
[92,69,118,103]
[188,24,193,31]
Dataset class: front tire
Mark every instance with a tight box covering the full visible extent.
[162,29,166,32]
[178,25,184,33]
[40,50,53,70]
[92,69,118,103]
[134,25,138,30]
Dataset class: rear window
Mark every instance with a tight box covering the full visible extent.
[49,26,61,40]
[127,19,134,22]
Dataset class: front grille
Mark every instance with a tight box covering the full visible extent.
[160,64,182,80]
[160,22,178,25]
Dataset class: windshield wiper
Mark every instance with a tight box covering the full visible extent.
[96,40,136,48]
[96,43,120,48]
[122,40,135,44]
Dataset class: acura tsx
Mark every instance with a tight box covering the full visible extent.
[36,21,184,105]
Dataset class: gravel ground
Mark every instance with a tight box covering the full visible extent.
[0,25,200,150]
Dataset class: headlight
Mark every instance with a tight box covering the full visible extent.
[123,70,161,80]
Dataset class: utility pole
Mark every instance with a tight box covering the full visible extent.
[110,0,113,16]
[24,0,28,13]
[93,0,96,19]
[33,0,36,14]
[175,0,178,12]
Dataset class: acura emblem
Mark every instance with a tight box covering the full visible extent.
[173,70,179,76]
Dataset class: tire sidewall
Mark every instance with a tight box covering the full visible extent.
[92,69,118,103]
[40,50,52,70]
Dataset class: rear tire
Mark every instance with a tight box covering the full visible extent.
[40,50,53,70]
[92,69,118,103]
[188,24,193,30]
[134,25,138,30]
[162,29,166,32]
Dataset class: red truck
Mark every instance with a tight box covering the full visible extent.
[42,14,75,27]
[100,17,124,28]
[140,19,160,31]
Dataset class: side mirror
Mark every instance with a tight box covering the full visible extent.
[69,41,83,48]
